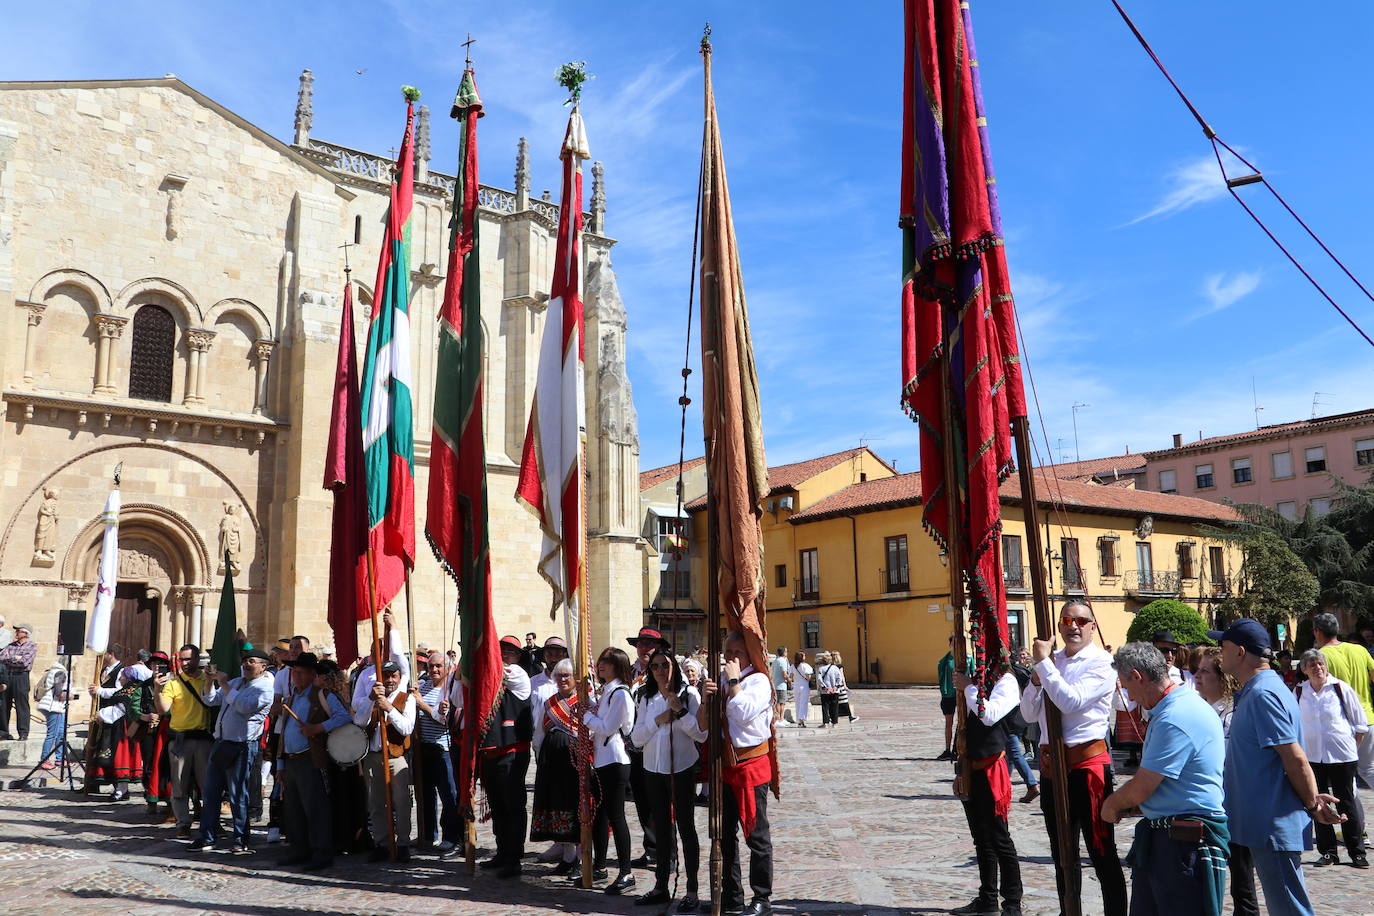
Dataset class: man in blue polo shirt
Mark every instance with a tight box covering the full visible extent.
[1214,619,1344,916]
[1101,642,1227,916]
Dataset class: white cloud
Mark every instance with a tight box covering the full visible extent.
[1195,269,1262,318]
[1126,153,1230,225]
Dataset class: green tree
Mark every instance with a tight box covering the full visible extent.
[1223,530,1320,628]
[1126,599,1212,645]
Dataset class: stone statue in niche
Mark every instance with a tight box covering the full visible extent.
[32,487,58,565]
[218,502,243,575]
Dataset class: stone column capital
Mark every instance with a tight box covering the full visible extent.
[94,313,129,339]
[253,339,276,362]
[186,327,216,352]
[18,300,46,326]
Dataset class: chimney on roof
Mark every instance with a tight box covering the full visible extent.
[1172,433,1183,448]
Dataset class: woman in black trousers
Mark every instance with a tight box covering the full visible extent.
[631,649,707,912]
[583,647,636,895]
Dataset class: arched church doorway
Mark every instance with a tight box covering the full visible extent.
[109,582,159,664]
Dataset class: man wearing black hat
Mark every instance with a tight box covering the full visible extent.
[467,635,534,878]
[352,658,416,862]
[277,653,352,870]
[1215,618,1343,916]
[627,626,671,869]
[195,648,274,854]
[1151,629,1185,687]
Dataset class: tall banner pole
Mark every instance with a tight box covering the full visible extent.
[365,548,398,862]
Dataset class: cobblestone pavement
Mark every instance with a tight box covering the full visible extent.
[2,688,1371,915]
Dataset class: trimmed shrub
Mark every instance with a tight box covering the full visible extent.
[1125,599,1213,646]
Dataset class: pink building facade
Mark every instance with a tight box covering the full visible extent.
[1139,409,1374,520]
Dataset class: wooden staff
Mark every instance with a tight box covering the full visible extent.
[705,448,723,916]
[364,548,398,862]
[404,575,425,849]
[938,348,972,800]
[1012,417,1081,916]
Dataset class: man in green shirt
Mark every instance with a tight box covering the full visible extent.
[937,635,956,761]
[1314,613,1374,793]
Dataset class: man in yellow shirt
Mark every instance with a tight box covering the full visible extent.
[153,643,214,839]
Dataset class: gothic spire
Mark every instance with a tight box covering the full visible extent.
[590,160,606,234]
[415,104,431,183]
[514,137,530,210]
[293,69,314,146]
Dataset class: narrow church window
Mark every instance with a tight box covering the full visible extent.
[129,304,176,402]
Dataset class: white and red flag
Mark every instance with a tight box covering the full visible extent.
[515,105,590,623]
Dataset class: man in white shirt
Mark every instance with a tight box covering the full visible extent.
[700,631,775,916]
[950,663,1023,916]
[1019,600,1127,916]
[352,659,416,862]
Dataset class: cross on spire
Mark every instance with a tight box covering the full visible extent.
[462,33,476,68]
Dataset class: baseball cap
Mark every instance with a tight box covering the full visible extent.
[380,660,402,675]
[1207,618,1272,657]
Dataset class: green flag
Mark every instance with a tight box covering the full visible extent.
[209,550,239,673]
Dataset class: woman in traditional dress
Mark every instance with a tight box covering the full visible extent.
[89,663,154,801]
[631,648,706,911]
[792,650,813,728]
[531,658,584,875]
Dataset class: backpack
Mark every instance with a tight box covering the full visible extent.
[34,666,63,703]
[1295,681,1358,731]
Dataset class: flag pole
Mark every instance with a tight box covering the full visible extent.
[404,573,425,849]
[937,356,972,801]
[1011,417,1081,916]
[365,547,398,863]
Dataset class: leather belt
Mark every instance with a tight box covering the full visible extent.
[1039,738,1109,768]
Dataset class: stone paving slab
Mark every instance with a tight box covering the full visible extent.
[2,688,1371,916]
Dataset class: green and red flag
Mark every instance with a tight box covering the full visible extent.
[426,68,499,813]
[360,88,420,614]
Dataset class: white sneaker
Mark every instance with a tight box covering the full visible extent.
[537,842,563,863]
[266,827,281,844]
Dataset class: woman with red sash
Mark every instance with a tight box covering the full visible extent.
[530,658,585,875]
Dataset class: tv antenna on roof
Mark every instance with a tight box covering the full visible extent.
[1251,377,1264,430]
[1071,402,1091,469]
[1312,391,1335,419]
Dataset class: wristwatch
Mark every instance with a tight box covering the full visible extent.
[728,677,740,687]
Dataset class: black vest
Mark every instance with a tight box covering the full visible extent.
[965,705,1011,759]
[479,688,533,750]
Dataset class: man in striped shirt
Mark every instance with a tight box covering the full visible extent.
[412,650,460,858]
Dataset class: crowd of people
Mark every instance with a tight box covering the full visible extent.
[5,616,780,916]
[940,602,1371,916]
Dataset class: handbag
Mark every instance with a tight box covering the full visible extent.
[210,740,245,769]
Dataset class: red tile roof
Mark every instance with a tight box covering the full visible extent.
[639,456,706,492]
[1036,453,1146,481]
[684,446,894,510]
[1141,408,1374,458]
[778,469,1240,525]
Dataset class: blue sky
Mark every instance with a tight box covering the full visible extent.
[8,1,1374,474]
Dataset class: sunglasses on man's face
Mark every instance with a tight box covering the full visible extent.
[1061,615,1094,628]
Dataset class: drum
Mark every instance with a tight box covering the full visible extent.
[326,723,368,765]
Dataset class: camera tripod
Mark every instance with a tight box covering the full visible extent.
[9,653,83,791]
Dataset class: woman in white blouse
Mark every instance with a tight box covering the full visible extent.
[630,649,707,912]
[583,646,636,895]
[1295,649,1370,867]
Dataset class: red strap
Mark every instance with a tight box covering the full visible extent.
[722,754,772,836]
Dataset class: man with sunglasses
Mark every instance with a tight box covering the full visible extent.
[153,643,214,839]
[1019,600,1127,916]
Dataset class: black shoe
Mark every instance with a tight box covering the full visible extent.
[677,894,700,914]
[395,846,411,864]
[721,903,746,916]
[304,858,334,872]
[936,749,954,761]
[1351,855,1369,869]
[636,888,671,906]
[189,838,213,851]
[368,847,390,863]
[951,899,998,916]
[592,867,609,881]
[278,854,310,867]
[605,872,635,895]
[629,854,656,868]
[497,863,521,879]
[479,855,506,869]
[551,859,577,876]
[439,845,463,861]
[111,789,130,802]
[741,902,772,916]
[1000,905,1023,916]
[1315,852,1340,867]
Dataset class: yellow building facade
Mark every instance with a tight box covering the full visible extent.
[685,447,1243,685]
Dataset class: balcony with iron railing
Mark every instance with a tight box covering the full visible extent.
[1003,565,1030,592]
[1127,569,1181,596]
[1205,573,1234,598]
[880,565,910,594]
[794,576,820,604]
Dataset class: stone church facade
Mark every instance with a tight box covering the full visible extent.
[0,72,644,676]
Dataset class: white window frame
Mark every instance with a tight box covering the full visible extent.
[1271,451,1293,479]
[1305,446,1327,474]
[1231,456,1253,484]
[1195,463,1215,489]
[1158,469,1177,493]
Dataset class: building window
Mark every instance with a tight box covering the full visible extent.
[1195,463,1214,490]
[1061,537,1082,591]
[1208,545,1226,585]
[1277,501,1298,521]
[1136,541,1154,577]
[654,515,686,555]
[774,564,787,589]
[1310,497,1332,517]
[1097,536,1119,577]
[1002,534,1024,588]
[1158,469,1177,494]
[802,616,821,649]
[1357,438,1374,467]
[1305,446,1327,473]
[1271,451,1293,479]
[128,304,176,402]
[1231,457,1252,484]
[799,548,819,601]
[659,570,691,600]
[1177,542,1197,579]
[884,535,909,592]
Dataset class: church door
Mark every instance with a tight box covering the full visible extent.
[109,582,158,660]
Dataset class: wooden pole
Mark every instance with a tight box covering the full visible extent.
[937,345,972,800]
[1011,416,1081,916]
[404,575,425,849]
[364,547,398,862]
[706,470,723,916]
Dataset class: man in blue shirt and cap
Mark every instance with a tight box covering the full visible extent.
[1213,618,1344,916]
[277,652,352,870]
